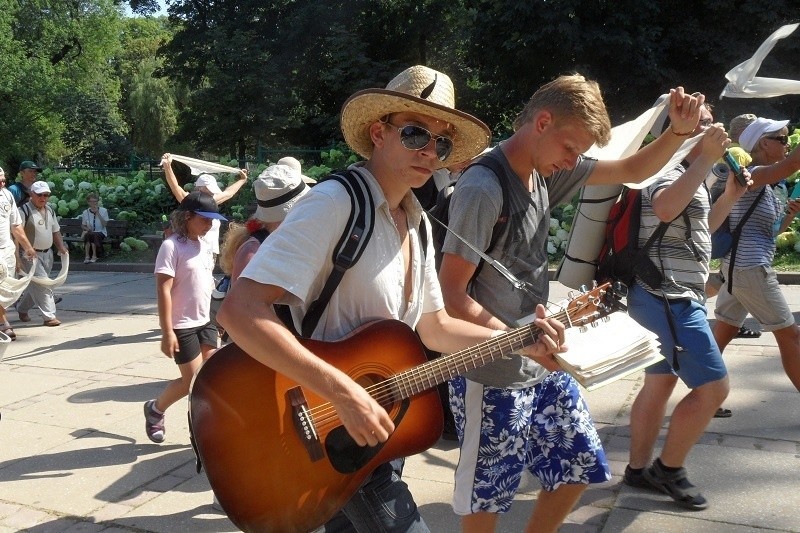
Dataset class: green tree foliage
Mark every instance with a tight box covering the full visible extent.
[463,0,799,135]
[116,17,178,156]
[159,0,471,156]
[0,0,125,167]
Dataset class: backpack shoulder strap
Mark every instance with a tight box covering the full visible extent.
[467,155,511,254]
[20,203,31,227]
[301,169,376,338]
[725,186,767,293]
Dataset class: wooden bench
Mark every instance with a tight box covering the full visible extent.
[60,218,129,250]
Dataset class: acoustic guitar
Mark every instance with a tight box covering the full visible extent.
[188,282,620,532]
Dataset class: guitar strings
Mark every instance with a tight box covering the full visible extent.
[302,302,592,433]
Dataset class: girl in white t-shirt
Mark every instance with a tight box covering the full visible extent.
[143,192,226,443]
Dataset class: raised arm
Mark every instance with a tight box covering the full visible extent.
[587,88,704,185]
[749,143,800,189]
[651,125,729,223]
[161,153,188,202]
[213,168,249,204]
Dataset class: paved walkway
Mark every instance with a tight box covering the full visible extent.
[1,272,799,532]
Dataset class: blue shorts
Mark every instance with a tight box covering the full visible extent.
[448,372,610,515]
[628,284,727,388]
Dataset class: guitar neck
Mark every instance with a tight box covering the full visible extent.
[389,309,571,401]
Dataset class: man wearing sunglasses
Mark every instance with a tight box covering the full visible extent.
[438,75,704,531]
[17,181,68,327]
[218,65,567,532]
[712,117,800,411]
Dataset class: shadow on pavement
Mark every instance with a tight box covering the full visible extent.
[68,380,170,404]
[2,328,161,362]
[27,506,238,533]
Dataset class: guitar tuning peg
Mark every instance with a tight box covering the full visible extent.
[590,321,599,328]
[591,280,598,289]
[579,325,587,334]
[601,315,611,323]
[579,284,588,293]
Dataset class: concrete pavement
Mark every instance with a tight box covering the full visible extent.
[1,271,799,532]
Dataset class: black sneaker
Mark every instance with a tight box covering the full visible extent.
[623,465,652,489]
[643,460,708,510]
[143,399,165,443]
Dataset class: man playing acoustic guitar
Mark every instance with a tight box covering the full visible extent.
[217,65,567,532]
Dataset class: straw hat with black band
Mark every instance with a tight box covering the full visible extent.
[340,65,491,169]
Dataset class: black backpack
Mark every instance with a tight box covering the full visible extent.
[427,155,510,272]
[595,186,695,290]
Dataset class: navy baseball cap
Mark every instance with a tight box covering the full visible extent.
[178,191,227,221]
[19,160,42,172]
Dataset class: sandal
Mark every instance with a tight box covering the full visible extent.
[1,326,16,341]
[643,460,708,510]
[736,326,761,339]
[714,407,732,418]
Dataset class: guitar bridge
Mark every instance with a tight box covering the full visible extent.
[288,386,324,462]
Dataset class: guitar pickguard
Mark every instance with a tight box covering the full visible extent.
[325,398,410,473]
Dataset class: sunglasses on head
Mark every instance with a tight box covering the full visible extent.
[384,120,454,161]
[766,135,789,146]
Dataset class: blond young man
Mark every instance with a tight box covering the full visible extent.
[439,76,704,532]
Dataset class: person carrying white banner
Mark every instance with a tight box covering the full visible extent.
[161,153,249,258]
[16,181,69,327]
[0,166,36,340]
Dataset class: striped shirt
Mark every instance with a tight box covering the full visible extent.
[724,182,780,269]
[637,166,711,302]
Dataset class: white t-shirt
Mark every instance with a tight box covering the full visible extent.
[240,165,443,341]
[0,189,21,249]
[154,234,215,329]
[80,206,110,236]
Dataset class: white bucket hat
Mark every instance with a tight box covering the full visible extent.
[340,65,490,168]
[254,165,310,223]
[194,173,222,195]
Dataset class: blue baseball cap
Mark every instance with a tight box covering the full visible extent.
[178,191,227,221]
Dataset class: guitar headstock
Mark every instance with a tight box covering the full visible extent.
[564,282,624,328]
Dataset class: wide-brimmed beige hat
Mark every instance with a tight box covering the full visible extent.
[340,65,490,168]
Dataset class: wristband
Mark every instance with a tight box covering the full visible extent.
[670,124,694,137]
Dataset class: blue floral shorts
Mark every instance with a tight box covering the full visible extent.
[449,371,610,514]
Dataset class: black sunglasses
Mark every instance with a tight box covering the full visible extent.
[766,135,789,146]
[385,121,454,161]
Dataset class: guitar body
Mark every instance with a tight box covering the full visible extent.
[189,320,443,532]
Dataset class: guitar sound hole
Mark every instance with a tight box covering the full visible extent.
[325,398,410,474]
[353,373,399,414]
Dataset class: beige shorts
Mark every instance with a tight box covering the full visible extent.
[714,264,795,332]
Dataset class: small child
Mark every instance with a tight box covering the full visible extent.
[144,191,226,443]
